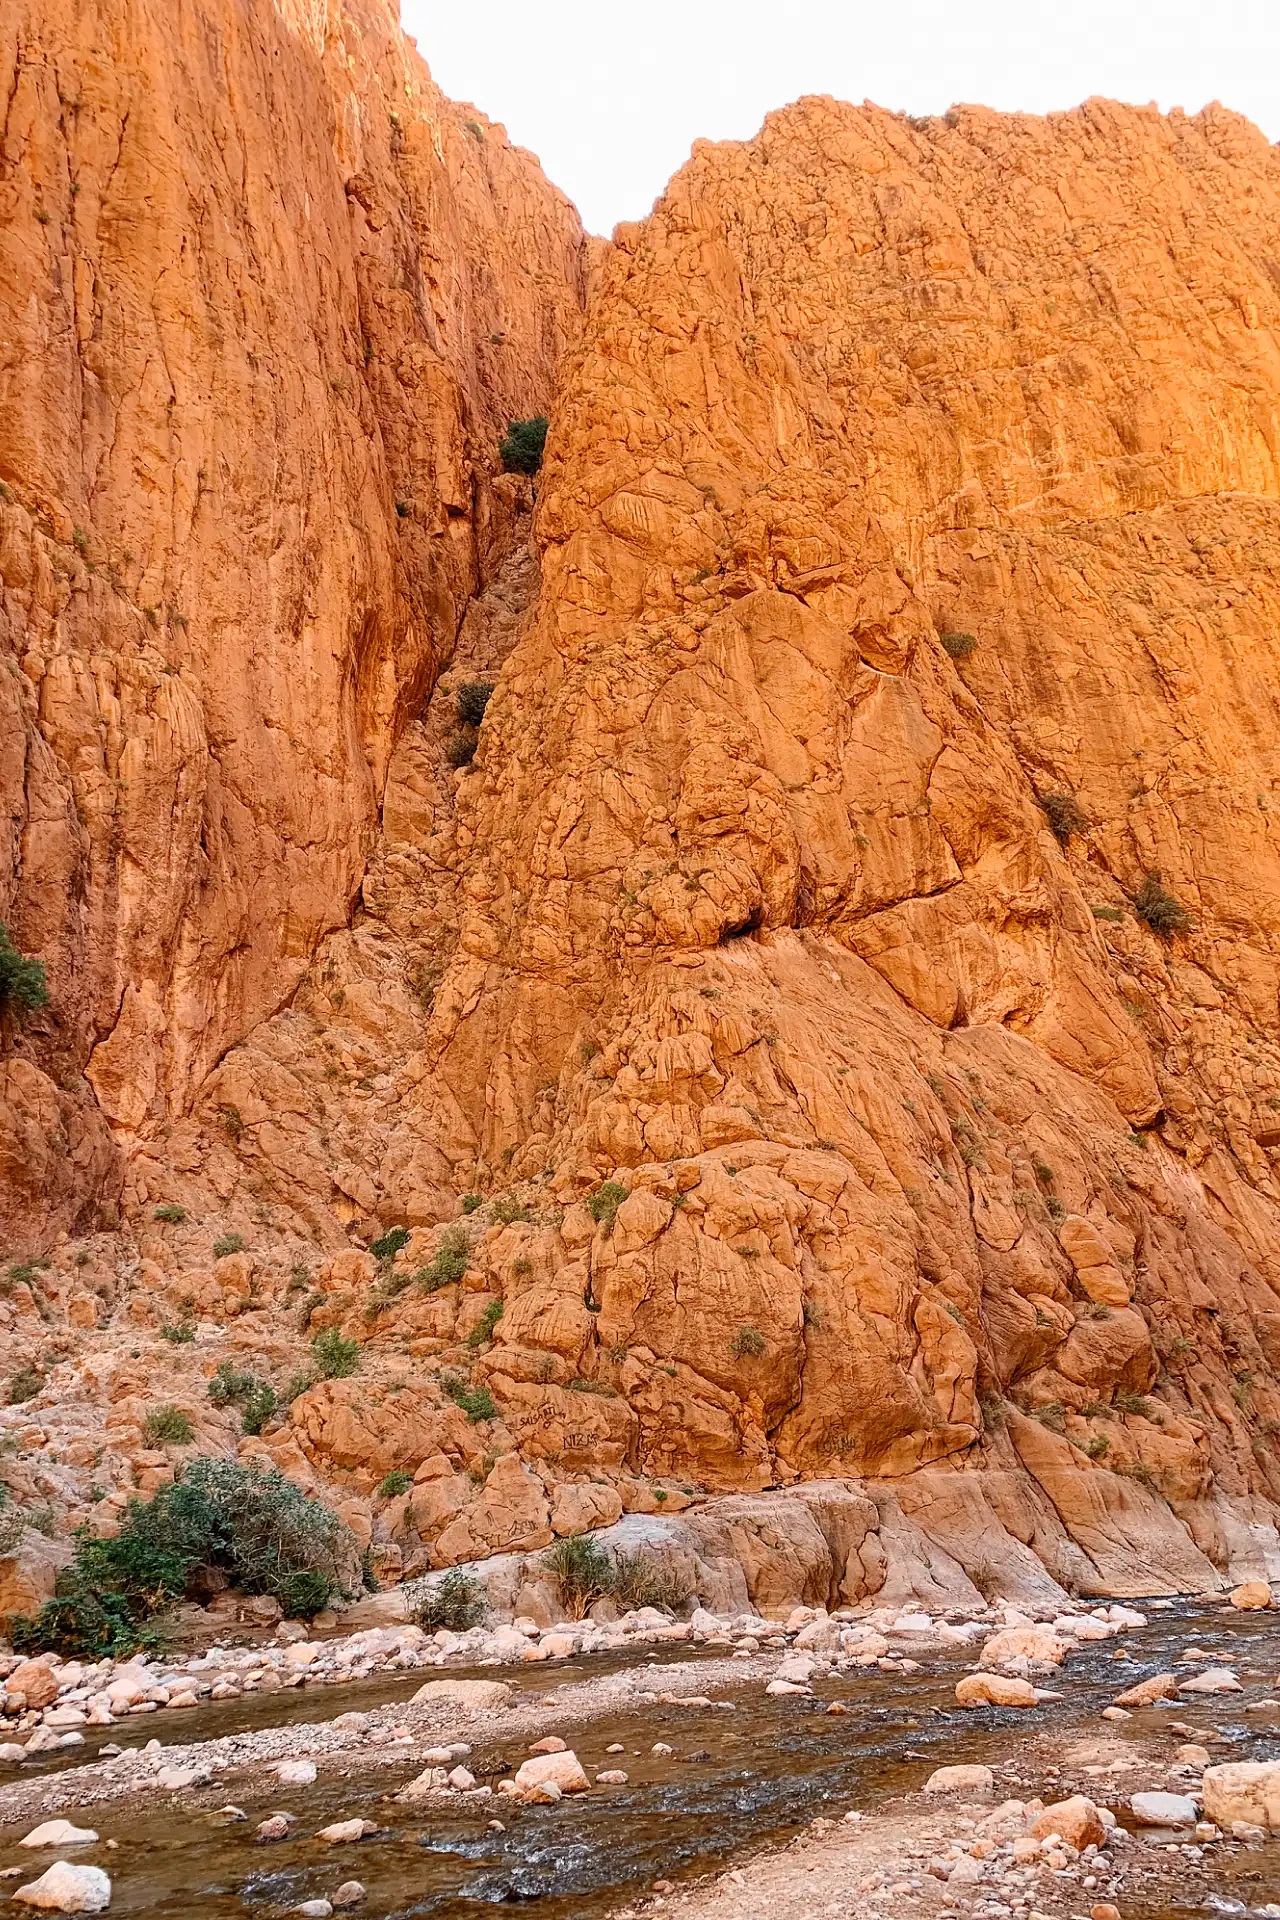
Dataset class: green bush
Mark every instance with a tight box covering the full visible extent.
[1037,791,1088,846]
[415,1229,469,1293]
[499,416,548,475]
[441,1373,496,1422]
[461,1193,484,1214]
[378,1469,413,1498]
[731,1325,765,1358]
[153,1203,186,1224]
[311,1329,360,1379]
[491,1195,532,1225]
[467,1300,503,1347]
[207,1363,278,1435]
[456,682,494,729]
[939,631,978,660]
[212,1232,245,1259]
[586,1180,627,1229]
[0,924,49,1012]
[413,1567,487,1631]
[143,1405,194,1445]
[543,1534,613,1618]
[8,1366,44,1405]
[370,1226,410,1263]
[9,1458,358,1655]
[445,730,477,769]
[1133,871,1191,938]
[160,1322,196,1345]
[542,1536,689,1620]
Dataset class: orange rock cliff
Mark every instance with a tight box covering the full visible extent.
[6,4,1280,1610]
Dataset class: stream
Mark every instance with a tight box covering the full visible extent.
[5,1601,1280,1916]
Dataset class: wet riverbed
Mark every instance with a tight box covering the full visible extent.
[6,1601,1280,1917]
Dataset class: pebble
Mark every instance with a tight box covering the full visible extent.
[256,1815,294,1841]
[316,1818,377,1844]
[332,1885,365,1910]
[277,1758,317,1785]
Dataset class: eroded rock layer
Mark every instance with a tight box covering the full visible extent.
[8,86,1280,1610]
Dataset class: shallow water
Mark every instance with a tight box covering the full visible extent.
[7,1602,1280,1917]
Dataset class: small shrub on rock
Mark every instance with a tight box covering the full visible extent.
[212,1231,245,1259]
[7,1366,45,1405]
[311,1329,360,1379]
[142,1405,194,1445]
[208,1363,278,1435]
[413,1567,487,1631]
[543,1534,614,1618]
[939,630,978,660]
[1036,791,1088,846]
[1133,871,1191,937]
[160,1321,196,1344]
[455,681,494,728]
[0,923,49,1012]
[440,1373,496,1422]
[445,729,477,769]
[731,1325,765,1358]
[498,415,548,475]
[370,1225,410,1263]
[467,1300,503,1347]
[585,1181,627,1229]
[153,1203,186,1224]
[378,1469,413,1498]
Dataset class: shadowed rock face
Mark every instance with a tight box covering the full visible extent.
[0,0,587,1241]
[8,80,1280,1603]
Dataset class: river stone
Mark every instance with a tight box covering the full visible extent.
[277,1759,317,1785]
[955,1672,1038,1708]
[1181,1667,1243,1695]
[513,1750,589,1797]
[316,1819,376,1844]
[1114,1672,1179,1707]
[14,1863,112,1912]
[1130,1791,1199,1826]
[410,1679,513,1711]
[20,1821,99,1848]
[596,1769,628,1784]
[332,1883,365,1909]
[1230,1581,1273,1610]
[1203,1760,1280,1830]
[924,1764,994,1794]
[1032,1795,1106,1849]
[979,1627,1067,1670]
[294,1904,332,1918]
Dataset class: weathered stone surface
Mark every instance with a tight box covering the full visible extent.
[1032,1796,1107,1850]
[10,47,1280,1607]
[1203,1761,1280,1832]
[955,1672,1039,1708]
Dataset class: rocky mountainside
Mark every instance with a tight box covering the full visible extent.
[6,37,1280,1618]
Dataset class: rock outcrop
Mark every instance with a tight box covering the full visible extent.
[8,72,1280,1606]
[0,0,587,1248]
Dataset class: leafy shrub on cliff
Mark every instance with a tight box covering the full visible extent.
[9,1459,358,1656]
[7,1367,44,1405]
[212,1232,245,1259]
[1133,871,1191,938]
[499,415,548,475]
[455,681,494,728]
[208,1363,278,1435]
[939,630,978,660]
[0,923,49,1013]
[585,1181,627,1230]
[142,1405,194,1445]
[731,1325,766,1358]
[445,729,477,769]
[370,1225,410,1263]
[440,1373,496,1422]
[311,1330,360,1379]
[543,1536,690,1619]
[543,1534,613,1618]
[467,1300,503,1347]
[412,1567,487,1631]
[1037,791,1088,846]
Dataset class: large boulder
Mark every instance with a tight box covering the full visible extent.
[410,1678,513,1711]
[955,1672,1038,1708]
[1203,1761,1280,1831]
[14,1863,111,1912]
[1032,1796,1106,1850]
[979,1626,1067,1670]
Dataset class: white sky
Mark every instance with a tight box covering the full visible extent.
[402,0,1280,236]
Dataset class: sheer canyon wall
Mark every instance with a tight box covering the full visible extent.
[7,39,1280,1606]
